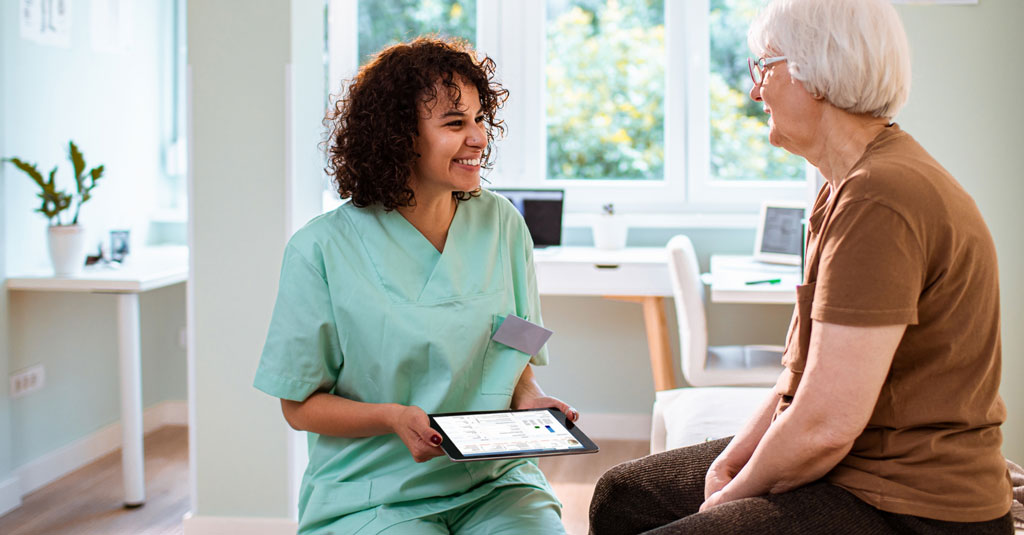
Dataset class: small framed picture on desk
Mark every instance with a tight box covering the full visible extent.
[753,201,805,266]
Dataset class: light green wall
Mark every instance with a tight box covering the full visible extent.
[2,0,186,474]
[189,0,326,519]
[0,0,12,486]
[7,287,186,466]
[893,0,1024,462]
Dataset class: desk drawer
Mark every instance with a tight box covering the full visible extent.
[536,261,672,296]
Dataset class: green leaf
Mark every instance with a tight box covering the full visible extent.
[5,158,47,188]
[69,141,87,196]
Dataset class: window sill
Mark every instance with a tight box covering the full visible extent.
[563,212,757,230]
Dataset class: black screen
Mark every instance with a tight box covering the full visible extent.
[492,189,564,248]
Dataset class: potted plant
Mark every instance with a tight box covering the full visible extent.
[4,141,105,276]
[593,202,628,250]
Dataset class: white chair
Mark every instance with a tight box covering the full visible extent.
[650,235,786,453]
[665,234,784,387]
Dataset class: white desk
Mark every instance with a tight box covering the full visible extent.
[707,256,800,304]
[534,248,799,390]
[534,247,676,390]
[6,246,189,507]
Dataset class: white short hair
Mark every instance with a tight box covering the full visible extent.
[748,0,911,119]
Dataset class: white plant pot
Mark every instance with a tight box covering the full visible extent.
[593,216,628,250]
[47,225,88,276]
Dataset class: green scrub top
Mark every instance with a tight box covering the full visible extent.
[254,189,553,533]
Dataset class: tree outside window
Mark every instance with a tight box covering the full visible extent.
[358,0,476,66]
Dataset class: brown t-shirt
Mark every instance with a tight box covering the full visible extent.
[775,124,1011,522]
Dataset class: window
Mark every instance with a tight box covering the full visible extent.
[357,0,476,66]
[545,0,665,182]
[328,0,809,216]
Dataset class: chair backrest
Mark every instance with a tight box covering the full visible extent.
[665,235,709,386]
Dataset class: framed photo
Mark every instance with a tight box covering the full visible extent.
[110,229,130,262]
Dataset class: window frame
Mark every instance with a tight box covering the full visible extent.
[326,0,811,217]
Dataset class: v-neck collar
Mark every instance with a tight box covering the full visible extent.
[346,199,497,304]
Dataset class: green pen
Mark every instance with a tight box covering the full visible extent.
[745,278,781,285]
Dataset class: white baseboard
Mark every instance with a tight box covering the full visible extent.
[578,412,651,441]
[15,400,187,497]
[183,513,296,535]
[0,477,21,517]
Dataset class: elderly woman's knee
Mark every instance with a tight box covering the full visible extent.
[591,459,646,509]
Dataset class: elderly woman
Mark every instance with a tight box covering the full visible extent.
[589,0,1013,533]
[254,38,575,534]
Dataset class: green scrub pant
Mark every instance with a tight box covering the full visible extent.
[351,484,565,534]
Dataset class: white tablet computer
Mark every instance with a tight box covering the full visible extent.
[753,201,806,266]
[428,408,599,462]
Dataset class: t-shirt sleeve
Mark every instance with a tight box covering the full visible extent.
[508,205,549,366]
[812,199,924,326]
[253,244,343,401]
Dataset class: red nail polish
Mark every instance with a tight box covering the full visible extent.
[430,435,442,445]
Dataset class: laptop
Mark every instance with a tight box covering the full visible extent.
[753,200,806,266]
[491,188,565,248]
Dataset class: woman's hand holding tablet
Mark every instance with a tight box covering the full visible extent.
[428,408,599,462]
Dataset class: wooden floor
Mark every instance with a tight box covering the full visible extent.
[0,426,190,535]
[542,440,651,535]
[0,426,648,535]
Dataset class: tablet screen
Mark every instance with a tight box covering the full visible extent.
[432,409,585,457]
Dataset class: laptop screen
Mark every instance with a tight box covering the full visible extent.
[491,189,565,248]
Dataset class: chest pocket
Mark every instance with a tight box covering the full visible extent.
[480,314,534,396]
[779,281,816,398]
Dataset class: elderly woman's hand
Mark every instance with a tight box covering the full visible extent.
[703,458,738,501]
[390,405,446,463]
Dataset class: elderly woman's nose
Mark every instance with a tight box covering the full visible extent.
[750,83,762,102]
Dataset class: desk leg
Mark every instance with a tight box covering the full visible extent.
[604,296,677,392]
[116,293,145,507]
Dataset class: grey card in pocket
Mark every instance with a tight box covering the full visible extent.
[491,315,553,355]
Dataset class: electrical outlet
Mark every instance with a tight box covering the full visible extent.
[10,364,46,399]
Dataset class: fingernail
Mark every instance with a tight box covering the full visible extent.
[430,435,442,445]
[571,410,578,420]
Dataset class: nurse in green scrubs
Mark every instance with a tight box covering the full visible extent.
[254,37,577,534]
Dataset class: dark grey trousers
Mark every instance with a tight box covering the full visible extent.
[588,437,1013,535]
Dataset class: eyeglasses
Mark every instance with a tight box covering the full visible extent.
[748,56,787,86]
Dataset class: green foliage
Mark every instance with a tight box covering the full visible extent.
[547,0,803,182]
[708,0,803,181]
[3,141,105,226]
[357,0,476,66]
[546,0,665,180]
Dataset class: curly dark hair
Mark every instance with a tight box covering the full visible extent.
[325,36,509,210]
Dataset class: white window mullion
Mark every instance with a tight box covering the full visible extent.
[327,0,358,98]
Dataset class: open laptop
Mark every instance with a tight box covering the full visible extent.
[491,188,565,248]
[753,201,806,266]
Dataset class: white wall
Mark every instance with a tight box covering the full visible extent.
[1,0,186,505]
[187,0,325,521]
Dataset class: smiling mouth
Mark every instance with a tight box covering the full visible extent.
[454,158,482,166]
